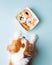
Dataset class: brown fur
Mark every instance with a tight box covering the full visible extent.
[9,61,13,65]
[24,41,34,57]
[7,38,25,53]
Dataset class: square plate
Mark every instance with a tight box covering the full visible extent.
[16,7,39,31]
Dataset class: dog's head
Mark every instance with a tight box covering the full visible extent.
[7,32,37,57]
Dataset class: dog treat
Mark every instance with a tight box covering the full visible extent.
[7,32,38,65]
[16,7,39,31]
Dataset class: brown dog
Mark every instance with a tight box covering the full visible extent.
[7,32,37,65]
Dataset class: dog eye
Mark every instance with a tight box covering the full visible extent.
[22,43,25,48]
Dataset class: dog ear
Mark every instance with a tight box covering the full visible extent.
[7,40,17,52]
[7,45,12,52]
[24,43,34,58]
[7,44,15,52]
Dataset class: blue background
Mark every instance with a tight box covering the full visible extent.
[0,0,52,65]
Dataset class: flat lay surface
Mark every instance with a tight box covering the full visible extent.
[0,0,52,65]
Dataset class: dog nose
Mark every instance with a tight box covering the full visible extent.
[23,36,25,38]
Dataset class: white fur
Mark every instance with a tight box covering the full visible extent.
[21,38,27,46]
[9,48,29,65]
[30,34,37,44]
